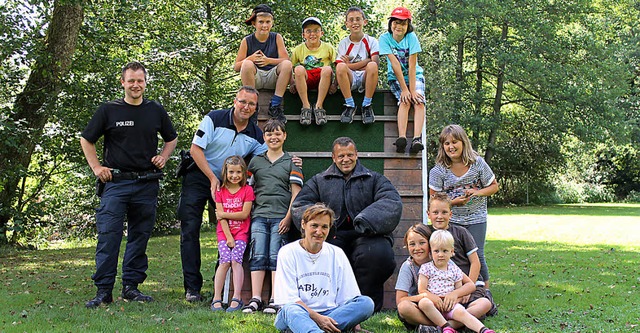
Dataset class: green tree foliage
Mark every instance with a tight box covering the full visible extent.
[417,0,638,204]
[1,0,638,246]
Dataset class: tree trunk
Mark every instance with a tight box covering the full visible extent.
[485,22,509,165]
[472,24,484,146]
[0,1,84,244]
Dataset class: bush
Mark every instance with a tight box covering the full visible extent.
[625,190,640,203]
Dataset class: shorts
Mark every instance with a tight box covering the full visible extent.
[389,77,425,105]
[255,66,278,90]
[350,70,366,93]
[303,67,323,90]
[397,310,418,331]
[441,303,464,320]
[461,286,496,319]
[218,239,247,264]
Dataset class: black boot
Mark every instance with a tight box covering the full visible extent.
[122,285,154,302]
[85,289,113,308]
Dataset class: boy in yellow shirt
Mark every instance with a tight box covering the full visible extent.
[290,17,337,126]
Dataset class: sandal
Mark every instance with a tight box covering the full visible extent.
[314,106,327,125]
[242,297,263,314]
[226,297,244,312]
[210,299,224,312]
[262,299,279,314]
[300,108,312,125]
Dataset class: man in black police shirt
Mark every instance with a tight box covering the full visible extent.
[80,62,178,308]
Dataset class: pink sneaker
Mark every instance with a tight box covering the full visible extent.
[483,330,495,333]
[442,327,458,333]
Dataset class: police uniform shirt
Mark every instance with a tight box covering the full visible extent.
[82,98,178,172]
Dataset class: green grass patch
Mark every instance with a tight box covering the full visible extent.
[1,204,639,332]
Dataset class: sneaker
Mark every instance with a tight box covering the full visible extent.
[185,289,202,302]
[361,104,375,124]
[85,289,113,308]
[410,137,424,154]
[122,285,154,302]
[314,106,327,125]
[269,104,287,123]
[300,107,312,125]
[394,137,407,153]
[340,105,357,123]
[417,325,440,333]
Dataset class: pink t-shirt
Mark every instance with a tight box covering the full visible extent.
[214,185,254,242]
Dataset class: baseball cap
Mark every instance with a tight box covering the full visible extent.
[302,17,322,29]
[244,4,274,25]
[389,7,412,20]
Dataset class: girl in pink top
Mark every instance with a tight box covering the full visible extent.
[211,155,255,312]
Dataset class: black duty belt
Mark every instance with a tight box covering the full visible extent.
[112,169,164,181]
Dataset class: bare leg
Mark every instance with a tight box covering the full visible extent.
[417,298,448,327]
[316,66,333,109]
[240,60,257,87]
[250,270,266,301]
[212,263,230,308]
[336,62,353,100]
[413,103,425,137]
[230,261,244,304]
[363,62,378,99]
[397,103,411,138]
[294,65,310,108]
[275,60,292,98]
[451,305,486,332]
[397,300,436,326]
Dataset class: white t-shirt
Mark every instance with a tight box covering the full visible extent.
[274,241,361,312]
[336,34,380,66]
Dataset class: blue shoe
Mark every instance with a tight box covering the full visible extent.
[226,298,243,312]
[210,299,224,312]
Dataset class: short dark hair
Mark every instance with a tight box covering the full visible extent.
[237,85,259,97]
[332,137,357,151]
[263,119,286,133]
[387,18,414,34]
[121,61,147,80]
[345,6,366,19]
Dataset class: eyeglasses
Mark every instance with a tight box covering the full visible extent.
[304,29,321,34]
[235,99,257,108]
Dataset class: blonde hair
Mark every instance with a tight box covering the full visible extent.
[221,155,247,188]
[428,192,452,210]
[429,230,455,250]
[301,203,335,237]
[435,124,478,168]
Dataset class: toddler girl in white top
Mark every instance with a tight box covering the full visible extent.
[417,230,495,333]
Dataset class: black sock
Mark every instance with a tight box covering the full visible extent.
[479,327,488,333]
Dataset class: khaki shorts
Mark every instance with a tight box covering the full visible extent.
[255,66,278,90]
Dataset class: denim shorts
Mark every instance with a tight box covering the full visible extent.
[248,216,287,271]
[389,77,425,105]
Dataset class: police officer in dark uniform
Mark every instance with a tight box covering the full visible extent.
[80,61,178,308]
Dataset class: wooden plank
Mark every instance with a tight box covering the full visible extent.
[385,158,422,169]
[386,169,423,186]
[287,151,420,159]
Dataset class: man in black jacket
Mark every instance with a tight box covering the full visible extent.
[292,137,402,312]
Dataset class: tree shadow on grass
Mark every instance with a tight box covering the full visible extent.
[487,239,639,332]
[491,204,640,217]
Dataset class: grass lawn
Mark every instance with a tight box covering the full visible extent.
[1,203,638,332]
